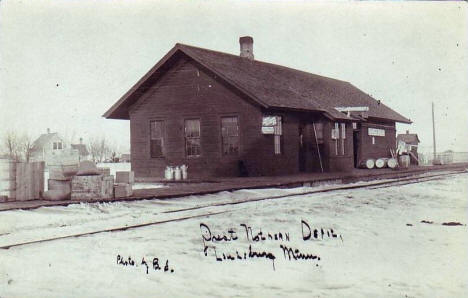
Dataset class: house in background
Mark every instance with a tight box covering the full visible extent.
[31,129,79,166]
[104,37,411,178]
[31,129,66,164]
[70,138,89,162]
[397,130,420,165]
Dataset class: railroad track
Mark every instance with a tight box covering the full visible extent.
[0,169,465,250]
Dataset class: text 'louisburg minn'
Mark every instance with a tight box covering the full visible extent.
[200,220,343,270]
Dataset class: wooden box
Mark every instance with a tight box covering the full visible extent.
[48,179,71,195]
[114,183,133,198]
[49,164,78,181]
[71,175,114,200]
[101,175,114,199]
[115,171,135,184]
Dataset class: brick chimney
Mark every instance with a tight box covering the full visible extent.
[239,36,254,60]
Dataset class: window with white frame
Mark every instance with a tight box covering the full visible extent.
[332,122,346,155]
[312,122,323,144]
[150,120,164,158]
[261,115,282,155]
[53,142,63,150]
[221,116,239,155]
[185,119,201,157]
[340,123,346,155]
[274,116,282,155]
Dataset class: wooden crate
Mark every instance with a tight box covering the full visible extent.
[101,175,114,199]
[116,171,135,184]
[114,183,133,198]
[71,175,101,200]
[48,179,72,194]
[16,162,45,201]
[71,175,114,200]
[49,164,78,180]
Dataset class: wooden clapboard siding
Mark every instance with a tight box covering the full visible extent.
[105,44,407,177]
[358,121,397,161]
[326,121,354,172]
[128,57,307,178]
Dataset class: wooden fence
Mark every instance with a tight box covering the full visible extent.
[15,162,45,201]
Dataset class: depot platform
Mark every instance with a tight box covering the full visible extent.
[0,162,467,212]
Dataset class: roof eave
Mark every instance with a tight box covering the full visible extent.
[103,45,184,119]
[103,44,270,119]
[368,116,412,124]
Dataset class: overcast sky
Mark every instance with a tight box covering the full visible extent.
[1,0,467,153]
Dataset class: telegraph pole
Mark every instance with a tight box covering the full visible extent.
[432,102,437,163]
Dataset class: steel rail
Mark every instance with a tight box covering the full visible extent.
[0,170,465,250]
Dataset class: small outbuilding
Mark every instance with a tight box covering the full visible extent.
[70,139,90,162]
[397,130,420,165]
[104,37,411,178]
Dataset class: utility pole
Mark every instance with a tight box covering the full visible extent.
[432,102,437,163]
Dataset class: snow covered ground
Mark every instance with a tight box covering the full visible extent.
[1,173,467,297]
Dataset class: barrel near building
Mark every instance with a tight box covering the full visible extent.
[399,155,410,168]
[0,158,16,201]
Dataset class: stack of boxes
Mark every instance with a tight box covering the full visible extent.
[45,164,78,200]
[44,161,135,201]
[70,162,114,200]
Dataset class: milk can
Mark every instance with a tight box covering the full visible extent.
[180,165,188,180]
[164,166,174,180]
[174,166,182,181]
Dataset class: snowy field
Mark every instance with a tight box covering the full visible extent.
[1,173,467,297]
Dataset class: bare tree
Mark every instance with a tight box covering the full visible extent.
[19,133,35,162]
[1,131,37,162]
[88,136,112,163]
[107,139,120,162]
[2,130,21,161]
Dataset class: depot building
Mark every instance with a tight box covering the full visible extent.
[104,37,411,178]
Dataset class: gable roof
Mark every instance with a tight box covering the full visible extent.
[71,144,89,156]
[32,133,61,152]
[104,43,411,124]
[397,133,420,144]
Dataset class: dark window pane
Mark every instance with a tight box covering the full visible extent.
[186,138,200,157]
[150,139,163,157]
